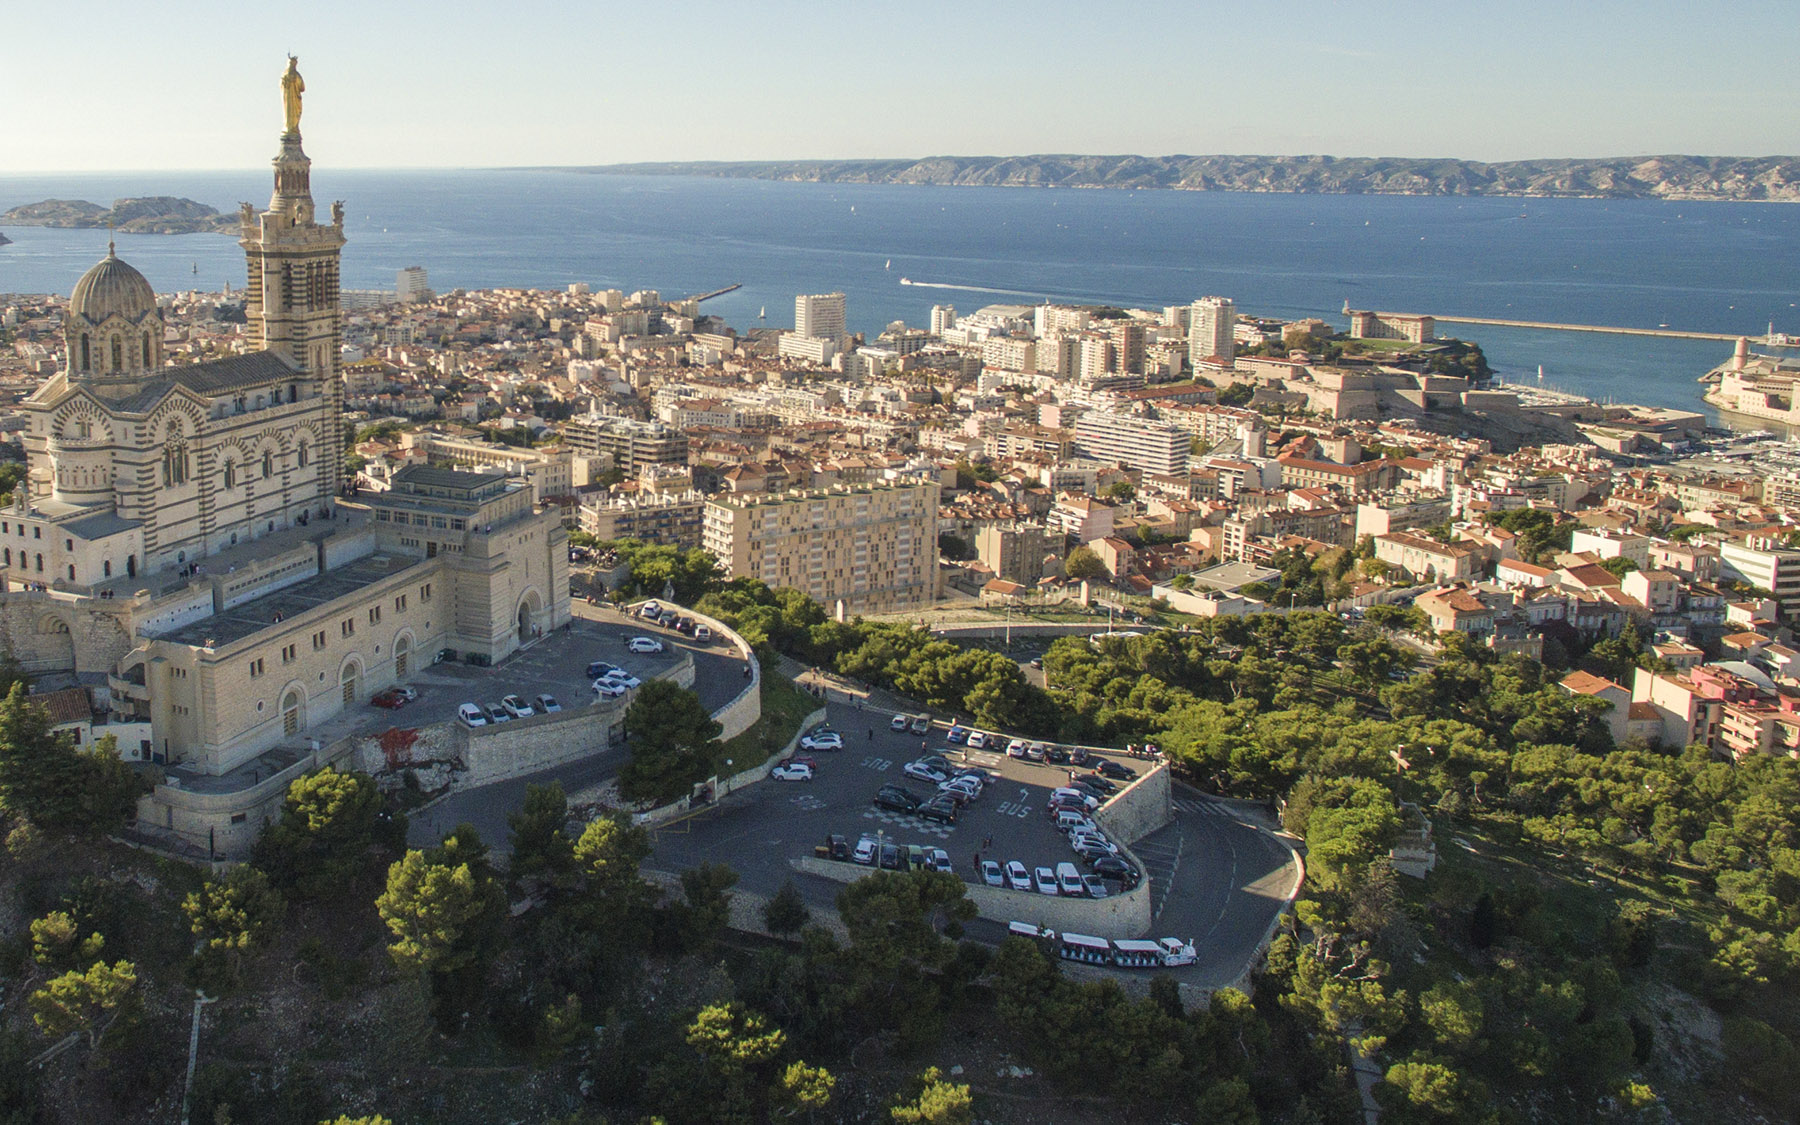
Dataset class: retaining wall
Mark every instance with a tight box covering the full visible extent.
[1093,761,1173,844]
[674,603,761,742]
[793,853,1153,941]
[636,706,825,827]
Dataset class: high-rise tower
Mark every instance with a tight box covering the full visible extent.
[239,56,347,498]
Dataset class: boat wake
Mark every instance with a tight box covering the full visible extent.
[900,277,1048,299]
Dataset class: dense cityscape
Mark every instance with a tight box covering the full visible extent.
[5,50,1800,1125]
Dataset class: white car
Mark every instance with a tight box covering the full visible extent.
[593,679,628,698]
[627,636,665,654]
[501,694,534,720]
[965,731,989,750]
[1071,833,1120,857]
[853,834,879,865]
[1005,860,1032,891]
[535,694,562,713]
[939,776,982,801]
[922,847,952,873]
[981,860,1005,887]
[694,626,713,643]
[1033,866,1060,895]
[602,671,642,689]
[890,713,910,731]
[1006,738,1030,758]
[903,761,950,784]
[1056,862,1085,896]
[641,600,662,618]
[771,762,814,782]
[800,731,844,752]
[1050,787,1100,811]
[457,702,488,727]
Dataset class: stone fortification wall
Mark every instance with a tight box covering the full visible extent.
[672,603,761,742]
[0,590,137,675]
[793,854,1153,941]
[1093,762,1172,845]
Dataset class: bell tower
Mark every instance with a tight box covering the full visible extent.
[239,56,347,500]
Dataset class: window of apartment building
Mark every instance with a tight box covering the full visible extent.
[312,630,326,650]
[282,643,296,663]
[249,658,265,678]
[32,527,40,539]
[341,618,355,638]
[368,606,381,625]
[395,594,407,612]
[421,583,433,602]
[64,538,73,551]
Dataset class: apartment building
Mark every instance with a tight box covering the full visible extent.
[1347,310,1435,343]
[1074,411,1190,476]
[407,433,573,500]
[563,413,690,474]
[794,292,846,340]
[1374,531,1484,583]
[702,481,940,615]
[579,490,707,548]
[1721,536,1800,619]
[1189,296,1236,366]
[975,522,1049,586]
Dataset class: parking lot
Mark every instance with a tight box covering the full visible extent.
[651,702,1151,902]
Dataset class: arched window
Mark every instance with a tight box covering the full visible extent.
[162,442,188,486]
[288,384,298,404]
[103,560,111,577]
[142,333,151,366]
[297,442,309,468]
[67,565,75,582]
[262,451,273,479]
[110,336,122,371]
[223,460,235,490]
[80,335,90,372]
[4,548,11,566]
[35,554,43,572]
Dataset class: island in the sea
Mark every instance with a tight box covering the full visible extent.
[0,196,236,235]
[561,152,1800,202]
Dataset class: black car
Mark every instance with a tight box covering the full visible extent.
[1090,855,1138,884]
[819,834,851,861]
[1094,759,1138,781]
[1045,746,1071,765]
[1070,746,1091,767]
[874,787,922,813]
[879,844,907,870]
[918,754,954,772]
[915,796,959,824]
[1072,775,1116,796]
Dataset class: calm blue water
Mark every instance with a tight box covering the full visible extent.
[4,168,1799,414]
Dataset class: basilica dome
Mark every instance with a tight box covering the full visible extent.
[68,248,157,325]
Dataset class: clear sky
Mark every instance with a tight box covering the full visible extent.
[5,0,1797,171]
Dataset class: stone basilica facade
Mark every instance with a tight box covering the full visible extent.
[0,65,569,855]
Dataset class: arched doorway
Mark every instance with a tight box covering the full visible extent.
[340,662,360,707]
[516,588,543,646]
[282,688,304,736]
[518,602,532,644]
[394,634,412,679]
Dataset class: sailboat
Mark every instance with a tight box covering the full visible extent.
[885,259,891,270]
[191,262,198,275]
[758,306,766,322]
[1537,365,1544,382]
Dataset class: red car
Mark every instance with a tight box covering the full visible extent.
[371,686,417,710]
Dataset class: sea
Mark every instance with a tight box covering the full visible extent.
[4,168,1800,417]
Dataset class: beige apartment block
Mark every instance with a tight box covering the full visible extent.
[703,481,940,616]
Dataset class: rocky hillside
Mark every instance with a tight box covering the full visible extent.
[0,196,235,234]
[572,154,1800,202]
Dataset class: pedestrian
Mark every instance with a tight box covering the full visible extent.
[983,835,992,851]
[868,728,874,742]
[974,852,981,872]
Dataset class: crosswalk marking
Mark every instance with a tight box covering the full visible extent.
[1174,799,1239,818]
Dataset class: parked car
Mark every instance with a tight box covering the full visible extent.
[1056,862,1085,896]
[945,726,968,744]
[1050,787,1100,811]
[371,687,413,709]
[434,648,457,665]
[627,636,665,654]
[1047,796,1094,818]
[641,600,662,618]
[939,776,982,801]
[1090,855,1138,885]
[601,671,642,689]
[485,703,511,724]
[457,702,487,727]
[800,730,844,752]
[1073,774,1117,795]
[1070,746,1091,767]
[1095,759,1137,781]
[981,859,1005,887]
[819,834,851,861]
[966,731,989,750]
[890,713,910,731]
[935,780,978,806]
[1033,866,1060,895]
[1005,738,1030,758]
[852,834,878,865]
[1045,745,1070,765]
[501,694,534,720]
[534,694,561,714]
[874,787,922,813]
[593,680,628,699]
[1081,874,1109,899]
[1054,811,1099,836]
[586,660,621,679]
[675,616,695,634]
[771,762,814,782]
[1005,861,1032,891]
[878,844,906,871]
[915,796,959,824]
[694,626,712,643]
[1072,835,1120,859]
[1026,742,1049,762]
[923,847,953,874]
[902,761,950,784]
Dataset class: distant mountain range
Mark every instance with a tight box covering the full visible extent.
[0,197,235,234]
[565,154,1800,202]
